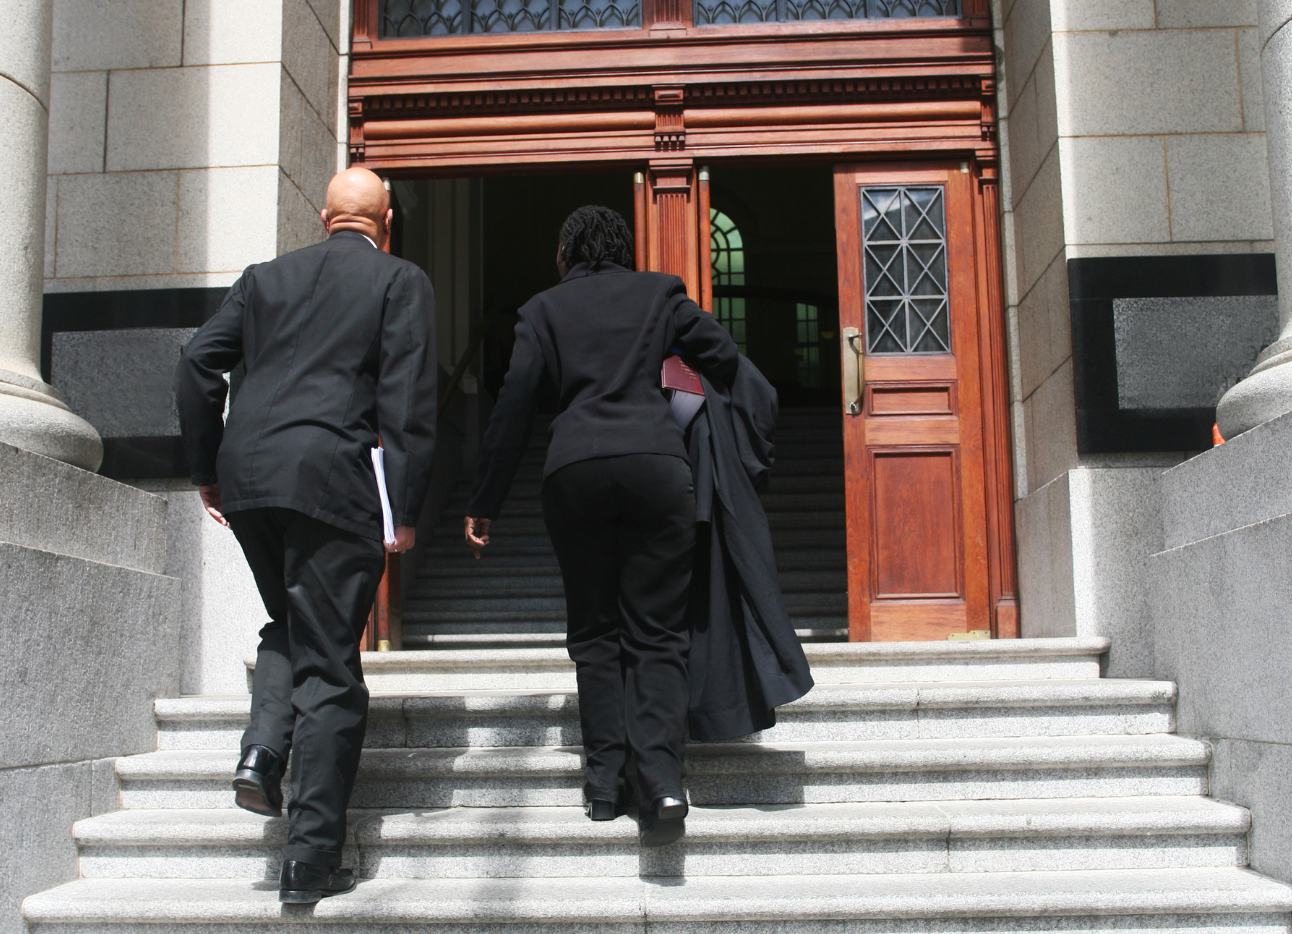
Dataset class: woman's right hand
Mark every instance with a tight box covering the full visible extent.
[464,516,491,559]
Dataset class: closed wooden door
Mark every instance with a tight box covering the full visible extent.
[834,162,992,642]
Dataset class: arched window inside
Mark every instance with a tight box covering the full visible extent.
[709,209,747,353]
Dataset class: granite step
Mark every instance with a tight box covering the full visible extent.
[114,734,1209,810]
[419,545,848,568]
[441,474,844,500]
[427,510,847,538]
[402,592,848,617]
[424,526,847,551]
[154,680,1178,751]
[400,618,848,639]
[755,456,846,475]
[72,797,1250,880]
[441,492,845,517]
[407,568,846,595]
[317,638,1110,692]
[26,867,1292,932]
[402,617,569,633]
[399,626,850,648]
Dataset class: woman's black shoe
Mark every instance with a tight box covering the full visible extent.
[589,790,633,821]
[279,860,356,904]
[232,745,286,817]
[639,795,688,847]
[585,798,624,821]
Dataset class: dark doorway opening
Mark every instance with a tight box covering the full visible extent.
[481,171,635,400]
[706,164,840,407]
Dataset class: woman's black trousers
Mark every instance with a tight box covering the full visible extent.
[541,453,696,805]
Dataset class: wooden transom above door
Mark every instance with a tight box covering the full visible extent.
[834,162,999,642]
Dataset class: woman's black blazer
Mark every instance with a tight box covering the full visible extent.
[467,261,739,519]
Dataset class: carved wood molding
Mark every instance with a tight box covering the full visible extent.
[349,99,366,161]
[356,74,983,118]
[361,87,656,119]
[654,86,685,151]
[979,74,997,142]
[348,74,997,163]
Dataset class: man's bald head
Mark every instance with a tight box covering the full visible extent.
[320,167,393,247]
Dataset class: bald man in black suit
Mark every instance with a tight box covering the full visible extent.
[177,167,436,903]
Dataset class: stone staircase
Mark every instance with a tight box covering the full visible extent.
[23,637,1292,932]
[404,406,849,647]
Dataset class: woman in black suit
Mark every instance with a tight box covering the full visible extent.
[464,205,739,847]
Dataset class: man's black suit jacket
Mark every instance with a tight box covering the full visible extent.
[467,261,738,519]
[177,230,437,540]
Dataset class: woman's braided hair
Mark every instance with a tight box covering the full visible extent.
[557,205,635,270]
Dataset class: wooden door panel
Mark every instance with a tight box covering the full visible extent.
[862,354,957,381]
[862,418,959,446]
[835,161,993,642]
[872,450,960,598]
[871,602,969,641]
[869,385,954,416]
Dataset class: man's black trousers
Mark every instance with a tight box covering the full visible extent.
[227,507,386,867]
[541,453,696,805]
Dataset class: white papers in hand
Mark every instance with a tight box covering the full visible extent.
[371,447,396,546]
[668,389,705,428]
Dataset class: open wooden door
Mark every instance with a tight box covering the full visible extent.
[834,162,998,642]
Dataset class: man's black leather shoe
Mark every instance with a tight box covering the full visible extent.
[232,745,285,817]
[279,860,356,904]
[639,795,688,847]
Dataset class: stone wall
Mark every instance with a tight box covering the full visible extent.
[1152,409,1292,885]
[44,0,347,294]
[994,0,1274,639]
[38,0,352,692]
[0,443,180,934]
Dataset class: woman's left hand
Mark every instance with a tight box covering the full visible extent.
[464,516,491,558]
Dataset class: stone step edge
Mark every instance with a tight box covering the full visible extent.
[154,679,1177,722]
[241,637,1112,674]
[396,628,848,647]
[23,868,1292,925]
[73,797,1251,847]
[114,735,1211,781]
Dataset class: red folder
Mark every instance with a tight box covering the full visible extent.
[662,355,704,395]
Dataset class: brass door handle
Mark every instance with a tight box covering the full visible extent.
[841,326,866,416]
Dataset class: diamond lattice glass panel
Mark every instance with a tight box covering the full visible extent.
[695,0,955,25]
[861,186,950,355]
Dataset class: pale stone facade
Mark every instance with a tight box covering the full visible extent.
[4,0,1292,930]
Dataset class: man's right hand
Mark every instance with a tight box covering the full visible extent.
[464,516,491,559]
[199,483,230,528]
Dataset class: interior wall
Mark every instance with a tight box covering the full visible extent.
[390,177,488,586]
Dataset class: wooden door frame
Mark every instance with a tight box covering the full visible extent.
[834,158,1016,640]
[346,0,1019,638]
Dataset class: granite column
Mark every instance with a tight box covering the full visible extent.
[0,0,101,469]
[1218,2,1292,439]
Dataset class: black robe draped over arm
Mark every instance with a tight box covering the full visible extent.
[685,355,814,741]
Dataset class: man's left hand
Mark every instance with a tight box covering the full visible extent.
[198,484,230,528]
[386,526,416,554]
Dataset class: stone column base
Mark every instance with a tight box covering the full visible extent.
[1216,350,1292,441]
[0,370,102,472]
